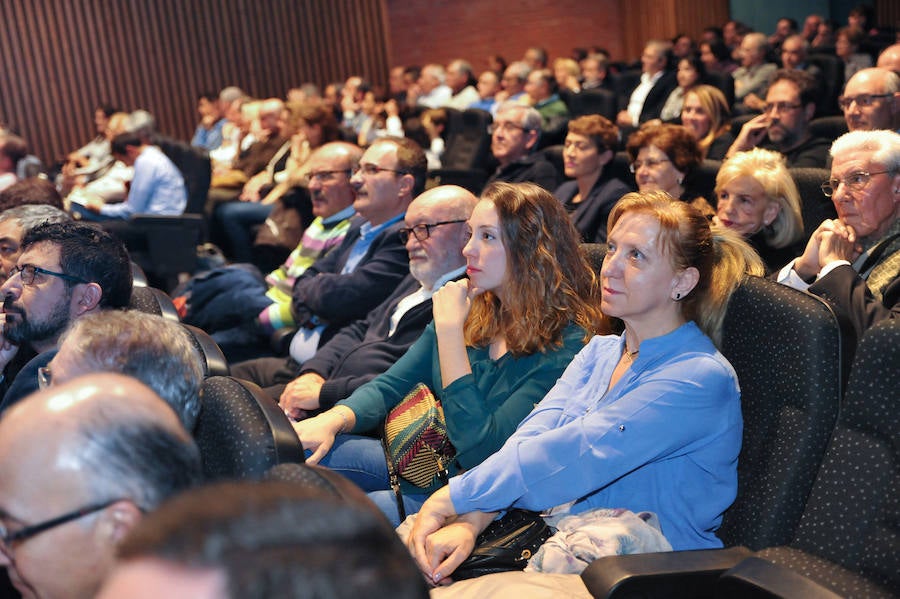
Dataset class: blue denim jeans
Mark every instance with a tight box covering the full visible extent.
[316,434,432,526]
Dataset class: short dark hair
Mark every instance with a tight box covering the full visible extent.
[116,480,429,599]
[197,91,218,102]
[21,221,132,308]
[771,68,817,108]
[111,131,143,156]
[97,103,119,118]
[0,178,64,212]
[0,134,28,166]
[372,136,428,196]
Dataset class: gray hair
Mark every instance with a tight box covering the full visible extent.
[219,86,247,104]
[422,64,446,84]
[59,310,204,430]
[0,204,70,231]
[505,61,532,83]
[127,110,156,138]
[496,101,543,132]
[830,130,900,172]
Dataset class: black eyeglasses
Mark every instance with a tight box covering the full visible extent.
[8,264,88,286]
[762,102,802,114]
[820,170,890,197]
[398,220,467,243]
[352,163,408,177]
[487,121,533,135]
[307,169,351,183]
[0,499,121,552]
[837,93,893,110]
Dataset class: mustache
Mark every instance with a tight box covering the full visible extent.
[2,295,22,315]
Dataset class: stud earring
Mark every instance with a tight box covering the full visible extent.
[675,292,681,300]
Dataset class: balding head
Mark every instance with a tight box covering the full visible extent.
[877,43,900,75]
[842,68,900,132]
[0,374,200,599]
[402,186,477,289]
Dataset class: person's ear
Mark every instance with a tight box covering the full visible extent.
[524,129,539,150]
[673,266,700,300]
[763,201,781,227]
[598,148,614,167]
[803,102,816,122]
[98,500,143,544]
[397,172,415,198]
[72,282,103,315]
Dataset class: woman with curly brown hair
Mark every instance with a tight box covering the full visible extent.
[296,182,608,525]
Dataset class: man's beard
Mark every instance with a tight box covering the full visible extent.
[3,293,72,346]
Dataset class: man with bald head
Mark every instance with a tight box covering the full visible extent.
[0,373,201,599]
[877,43,900,75]
[232,184,477,418]
[840,68,900,132]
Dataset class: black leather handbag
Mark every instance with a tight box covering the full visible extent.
[452,509,553,580]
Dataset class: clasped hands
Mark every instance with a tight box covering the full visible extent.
[794,218,862,281]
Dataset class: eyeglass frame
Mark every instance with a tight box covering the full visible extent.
[0,499,122,552]
[487,121,535,135]
[307,169,351,184]
[397,219,468,244]
[762,101,803,114]
[37,366,52,390]
[820,170,891,197]
[629,157,672,173]
[7,264,89,286]
[352,163,409,177]
[837,93,893,111]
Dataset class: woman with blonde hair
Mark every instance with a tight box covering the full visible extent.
[714,148,804,272]
[408,191,764,584]
[681,85,734,160]
[296,182,608,524]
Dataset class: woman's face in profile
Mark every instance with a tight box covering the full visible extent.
[714,175,780,237]
[463,200,508,298]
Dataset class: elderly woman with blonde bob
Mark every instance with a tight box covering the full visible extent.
[296,182,608,525]
[408,191,764,585]
[714,148,804,272]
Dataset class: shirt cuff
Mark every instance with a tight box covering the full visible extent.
[776,259,811,291]
[817,260,851,279]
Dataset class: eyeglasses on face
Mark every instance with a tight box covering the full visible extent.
[820,170,890,197]
[837,93,892,110]
[307,169,351,183]
[762,102,802,114]
[488,121,532,135]
[629,158,671,173]
[0,499,122,553]
[351,163,408,177]
[7,264,88,286]
[398,220,467,243]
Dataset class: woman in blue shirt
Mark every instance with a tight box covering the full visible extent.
[409,190,764,583]
[295,182,609,525]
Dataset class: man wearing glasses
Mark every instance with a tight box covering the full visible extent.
[232,184,476,417]
[484,102,559,192]
[0,221,132,409]
[777,129,899,337]
[840,68,899,133]
[727,69,831,168]
[0,373,200,599]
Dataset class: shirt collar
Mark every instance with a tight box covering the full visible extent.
[322,206,356,225]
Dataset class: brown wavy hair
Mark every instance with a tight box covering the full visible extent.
[464,182,609,355]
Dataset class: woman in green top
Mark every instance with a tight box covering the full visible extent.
[296,182,609,525]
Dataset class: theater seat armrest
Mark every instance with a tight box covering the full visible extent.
[271,327,297,355]
[580,546,753,598]
[716,556,844,598]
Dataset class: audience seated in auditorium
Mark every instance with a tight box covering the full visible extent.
[727,69,831,168]
[44,310,203,430]
[658,54,704,122]
[209,94,250,171]
[73,131,187,220]
[0,178,64,213]
[671,33,696,60]
[0,133,27,193]
[97,479,428,599]
[231,184,476,414]
[779,34,822,82]
[283,137,423,363]
[525,68,570,126]
[356,90,404,147]
[470,70,500,112]
[836,26,873,85]
[801,14,823,43]
[412,64,452,109]
[523,46,549,71]
[552,57,582,94]
[777,129,899,338]
[811,18,837,49]
[176,142,360,354]
[713,148,804,272]
[495,61,531,107]
[554,115,633,243]
[626,123,706,207]
[444,60,480,110]
[877,43,900,75]
[767,17,797,53]
[485,102,559,191]
[681,85,734,160]
[840,68,900,132]
[580,53,613,91]
[63,111,133,208]
[406,191,763,589]
[733,32,777,114]
[616,40,677,129]
[420,108,448,169]
[0,222,132,408]
[0,205,69,281]
[295,182,607,525]
[190,91,227,152]
[0,373,201,599]
[699,39,737,75]
[59,103,118,185]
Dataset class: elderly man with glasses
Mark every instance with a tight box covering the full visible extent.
[232,184,476,419]
[777,129,900,337]
[727,69,831,168]
[484,102,559,191]
[840,67,900,133]
[0,221,132,411]
[0,373,200,599]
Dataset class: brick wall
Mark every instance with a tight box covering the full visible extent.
[385,0,627,72]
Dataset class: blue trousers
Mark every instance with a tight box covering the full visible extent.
[214,200,273,263]
[316,434,431,526]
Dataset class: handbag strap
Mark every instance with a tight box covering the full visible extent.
[382,430,407,522]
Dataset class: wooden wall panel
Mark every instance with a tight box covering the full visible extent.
[0,0,391,165]
[623,0,729,58]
